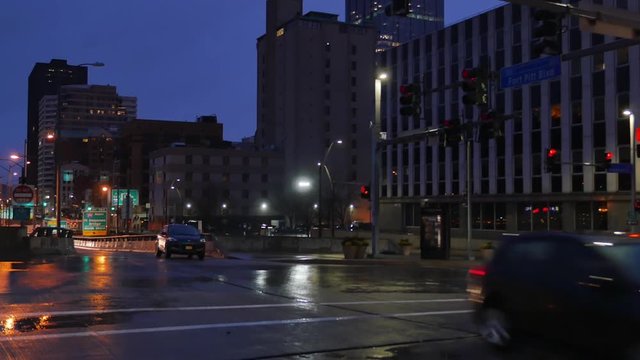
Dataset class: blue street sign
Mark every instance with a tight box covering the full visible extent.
[500,56,561,89]
[608,163,633,174]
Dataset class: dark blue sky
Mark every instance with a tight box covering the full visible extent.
[0,0,504,165]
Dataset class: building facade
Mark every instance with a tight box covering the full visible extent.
[119,115,226,207]
[346,0,444,51]
[37,85,136,218]
[27,59,89,185]
[378,2,640,238]
[148,145,284,232]
[256,0,378,225]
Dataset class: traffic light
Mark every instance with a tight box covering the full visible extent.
[604,151,613,170]
[360,185,370,200]
[478,111,502,139]
[532,10,562,58]
[441,118,462,147]
[385,0,410,16]
[461,67,488,106]
[545,147,560,173]
[596,151,614,171]
[399,83,421,118]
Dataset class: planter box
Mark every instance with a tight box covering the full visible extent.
[343,245,357,259]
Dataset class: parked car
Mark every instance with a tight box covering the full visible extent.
[156,224,206,260]
[468,232,640,358]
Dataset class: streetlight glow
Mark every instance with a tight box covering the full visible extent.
[101,186,109,192]
[377,72,388,80]
[261,202,268,210]
[186,203,192,209]
[624,110,633,117]
[222,203,227,209]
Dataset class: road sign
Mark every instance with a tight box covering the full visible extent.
[82,209,108,236]
[500,56,561,89]
[111,189,139,207]
[12,206,30,221]
[12,185,34,204]
[607,163,633,174]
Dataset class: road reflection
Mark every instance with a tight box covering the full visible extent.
[1,312,129,336]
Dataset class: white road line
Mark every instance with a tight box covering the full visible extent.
[0,309,473,342]
[6,298,468,318]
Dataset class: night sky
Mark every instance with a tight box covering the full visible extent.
[0,0,504,170]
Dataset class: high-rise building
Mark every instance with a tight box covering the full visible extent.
[256,0,377,225]
[346,0,444,51]
[37,85,136,218]
[27,59,88,186]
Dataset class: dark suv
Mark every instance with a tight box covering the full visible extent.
[156,224,206,260]
[468,232,640,356]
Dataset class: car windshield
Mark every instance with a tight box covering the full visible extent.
[168,225,199,236]
[595,243,640,284]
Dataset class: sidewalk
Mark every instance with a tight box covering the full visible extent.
[225,251,485,271]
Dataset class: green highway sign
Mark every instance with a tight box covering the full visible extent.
[111,189,139,207]
[82,209,108,236]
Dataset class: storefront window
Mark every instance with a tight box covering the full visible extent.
[593,201,608,230]
[495,203,506,230]
[482,203,494,229]
[517,202,532,231]
[575,201,592,231]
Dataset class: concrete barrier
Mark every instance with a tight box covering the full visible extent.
[29,237,75,256]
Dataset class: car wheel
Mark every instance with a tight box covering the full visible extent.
[479,307,512,348]
[165,250,172,259]
[198,252,205,260]
[155,248,162,258]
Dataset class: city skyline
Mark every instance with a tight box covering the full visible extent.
[0,0,504,170]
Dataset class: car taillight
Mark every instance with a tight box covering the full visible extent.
[468,266,486,277]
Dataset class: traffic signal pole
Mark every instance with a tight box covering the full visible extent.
[371,77,383,257]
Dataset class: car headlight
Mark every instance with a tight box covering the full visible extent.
[200,237,206,243]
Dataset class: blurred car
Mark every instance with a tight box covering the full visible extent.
[156,224,206,260]
[468,232,640,357]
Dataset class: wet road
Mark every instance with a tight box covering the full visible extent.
[0,251,582,359]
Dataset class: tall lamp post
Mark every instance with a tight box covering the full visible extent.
[624,109,637,229]
[163,178,181,223]
[371,72,387,257]
[318,139,342,238]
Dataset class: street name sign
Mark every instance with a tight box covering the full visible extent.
[608,163,633,174]
[500,56,561,89]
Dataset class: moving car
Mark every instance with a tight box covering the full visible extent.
[156,224,206,260]
[468,232,640,357]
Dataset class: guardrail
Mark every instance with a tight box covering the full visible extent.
[74,235,157,252]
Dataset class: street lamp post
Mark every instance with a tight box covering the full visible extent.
[318,140,342,238]
[624,110,637,229]
[163,178,181,223]
[371,72,387,257]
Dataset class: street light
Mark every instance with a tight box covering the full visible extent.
[318,139,343,238]
[624,109,637,229]
[371,71,388,257]
[163,178,181,223]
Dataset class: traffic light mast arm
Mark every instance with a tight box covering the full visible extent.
[499,0,640,39]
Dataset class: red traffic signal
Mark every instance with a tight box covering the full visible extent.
[605,151,613,161]
[399,83,421,117]
[360,185,370,200]
[545,148,560,173]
